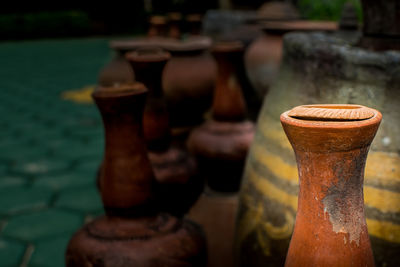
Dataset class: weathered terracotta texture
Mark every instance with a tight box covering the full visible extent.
[126,49,202,216]
[281,104,380,267]
[187,41,254,192]
[66,84,207,267]
[236,32,400,267]
[245,20,337,99]
[162,36,217,129]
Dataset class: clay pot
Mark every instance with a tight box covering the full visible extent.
[257,1,300,21]
[148,15,167,37]
[97,45,134,87]
[188,41,254,193]
[245,20,337,99]
[126,48,202,216]
[236,31,400,267]
[167,12,182,39]
[186,14,203,36]
[162,36,217,130]
[281,104,380,266]
[97,37,170,87]
[186,42,254,267]
[66,83,207,266]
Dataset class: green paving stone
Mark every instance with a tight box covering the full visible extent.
[33,171,96,191]
[52,142,103,162]
[0,186,52,216]
[0,144,48,163]
[0,176,27,189]
[2,209,82,242]
[29,235,70,267]
[11,158,70,176]
[55,186,102,214]
[74,159,101,174]
[0,238,25,266]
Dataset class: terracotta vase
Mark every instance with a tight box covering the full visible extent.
[98,45,134,87]
[66,83,207,266]
[162,36,217,130]
[256,1,300,21]
[148,15,167,37]
[187,41,255,193]
[281,104,380,267]
[236,30,400,266]
[167,12,182,39]
[126,48,202,216]
[186,41,254,267]
[97,37,169,87]
[245,20,337,99]
[186,14,203,36]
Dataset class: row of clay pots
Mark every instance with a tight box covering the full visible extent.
[98,36,217,131]
[148,13,203,39]
[67,40,255,267]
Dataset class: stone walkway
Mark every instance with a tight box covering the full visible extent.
[0,38,113,266]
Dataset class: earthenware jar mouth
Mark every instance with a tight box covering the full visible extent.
[93,82,147,98]
[280,104,382,153]
[282,104,381,125]
[126,48,171,63]
[212,41,244,53]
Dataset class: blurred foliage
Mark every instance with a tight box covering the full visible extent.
[0,10,91,39]
[298,0,362,21]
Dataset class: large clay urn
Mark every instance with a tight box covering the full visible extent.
[126,48,202,216]
[245,20,337,99]
[147,15,167,37]
[235,31,400,267]
[66,83,207,266]
[281,104,380,267]
[163,36,217,130]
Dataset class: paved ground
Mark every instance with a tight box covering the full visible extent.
[0,38,113,266]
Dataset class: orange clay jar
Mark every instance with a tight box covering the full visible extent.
[281,104,381,267]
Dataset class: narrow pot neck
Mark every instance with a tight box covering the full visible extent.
[127,53,171,151]
[211,45,247,122]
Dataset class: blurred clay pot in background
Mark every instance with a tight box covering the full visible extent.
[256,1,300,21]
[66,83,207,267]
[97,37,169,87]
[167,12,182,39]
[126,48,202,216]
[163,36,217,131]
[97,43,135,87]
[148,15,168,37]
[186,14,203,36]
[188,41,254,193]
[245,20,337,99]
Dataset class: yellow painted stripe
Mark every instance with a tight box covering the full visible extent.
[365,151,400,186]
[367,218,400,243]
[258,117,292,150]
[364,186,400,213]
[247,164,298,211]
[252,145,298,184]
